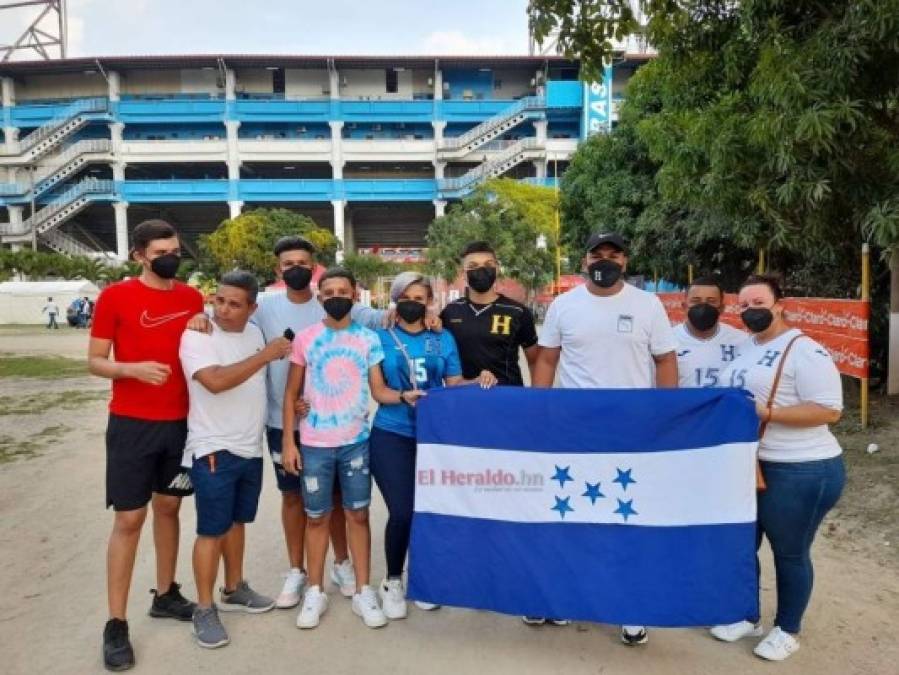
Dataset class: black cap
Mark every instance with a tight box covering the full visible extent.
[585,232,627,253]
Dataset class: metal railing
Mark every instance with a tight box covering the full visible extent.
[16,98,109,155]
[441,96,545,150]
[24,178,114,232]
[41,229,104,257]
[440,138,542,192]
[34,139,113,183]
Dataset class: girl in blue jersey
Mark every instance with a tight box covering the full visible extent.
[370,272,463,620]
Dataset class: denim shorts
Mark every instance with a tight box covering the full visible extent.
[190,451,263,537]
[300,440,371,517]
[266,427,302,493]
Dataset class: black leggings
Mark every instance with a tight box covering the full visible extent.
[369,426,417,578]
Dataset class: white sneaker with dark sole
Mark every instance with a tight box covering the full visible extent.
[621,626,648,646]
[710,620,764,642]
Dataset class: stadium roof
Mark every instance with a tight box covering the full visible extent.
[0,54,581,77]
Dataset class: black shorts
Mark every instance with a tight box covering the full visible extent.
[106,414,193,511]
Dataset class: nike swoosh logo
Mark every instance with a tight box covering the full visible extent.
[140,310,191,328]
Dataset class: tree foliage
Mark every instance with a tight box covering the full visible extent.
[426,179,559,293]
[199,208,339,283]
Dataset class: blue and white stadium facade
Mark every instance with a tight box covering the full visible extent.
[0,52,649,261]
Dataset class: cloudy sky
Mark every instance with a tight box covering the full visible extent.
[2,0,533,59]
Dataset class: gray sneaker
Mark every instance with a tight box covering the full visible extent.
[219,580,276,614]
[192,606,229,649]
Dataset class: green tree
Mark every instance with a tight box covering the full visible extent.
[426,179,558,295]
[342,253,398,290]
[199,208,339,282]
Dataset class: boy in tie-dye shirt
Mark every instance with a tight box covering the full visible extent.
[281,268,424,630]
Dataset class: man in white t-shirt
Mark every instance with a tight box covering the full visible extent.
[179,271,292,649]
[533,231,678,647]
[674,275,748,388]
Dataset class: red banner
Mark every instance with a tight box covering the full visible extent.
[657,293,870,379]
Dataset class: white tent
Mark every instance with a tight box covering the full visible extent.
[0,280,100,324]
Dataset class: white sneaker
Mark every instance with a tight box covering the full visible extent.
[352,585,388,628]
[379,578,407,620]
[330,559,356,598]
[275,568,306,609]
[296,585,328,629]
[754,626,800,661]
[710,620,765,642]
[414,601,440,611]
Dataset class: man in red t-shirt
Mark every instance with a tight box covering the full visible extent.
[89,219,204,671]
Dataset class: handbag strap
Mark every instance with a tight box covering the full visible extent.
[758,332,806,438]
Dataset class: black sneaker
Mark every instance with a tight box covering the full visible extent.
[103,619,134,672]
[621,626,649,646]
[149,582,196,621]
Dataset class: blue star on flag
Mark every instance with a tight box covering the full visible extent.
[614,498,638,522]
[613,467,636,491]
[551,465,573,488]
[581,481,605,505]
[551,496,574,520]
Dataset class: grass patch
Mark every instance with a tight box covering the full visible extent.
[0,353,86,379]
[0,424,69,464]
[0,390,107,415]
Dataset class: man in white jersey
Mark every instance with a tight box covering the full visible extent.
[533,231,678,647]
[674,275,748,388]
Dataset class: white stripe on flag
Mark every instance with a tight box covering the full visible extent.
[414,442,757,527]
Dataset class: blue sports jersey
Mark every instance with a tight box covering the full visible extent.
[373,326,463,437]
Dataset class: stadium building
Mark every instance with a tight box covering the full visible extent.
[0,49,650,262]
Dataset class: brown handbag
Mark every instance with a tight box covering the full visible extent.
[755,333,806,490]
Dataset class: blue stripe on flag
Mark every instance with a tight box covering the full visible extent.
[417,386,757,453]
[407,513,758,627]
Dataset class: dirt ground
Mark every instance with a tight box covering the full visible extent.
[0,326,897,675]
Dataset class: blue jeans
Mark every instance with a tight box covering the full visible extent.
[369,426,417,578]
[300,440,371,517]
[752,455,846,633]
[190,451,263,537]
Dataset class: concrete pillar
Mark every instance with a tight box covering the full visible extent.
[434,66,443,101]
[228,200,244,219]
[225,120,241,180]
[113,201,129,261]
[433,160,446,180]
[225,69,237,101]
[329,121,344,179]
[109,122,125,156]
[112,162,126,182]
[329,67,340,100]
[7,205,24,234]
[332,199,346,262]
[344,208,355,256]
[889,249,899,395]
[534,119,548,145]
[107,71,121,102]
[534,160,547,179]
[433,199,447,218]
[433,120,446,146]
[3,127,19,154]
[1,76,15,106]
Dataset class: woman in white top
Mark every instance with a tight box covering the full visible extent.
[713,274,846,662]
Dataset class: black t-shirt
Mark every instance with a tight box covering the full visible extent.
[440,294,538,386]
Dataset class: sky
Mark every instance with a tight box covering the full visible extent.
[1,0,534,59]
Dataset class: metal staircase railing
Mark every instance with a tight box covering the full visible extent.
[19,178,115,236]
[41,228,105,257]
[1,98,109,163]
[439,96,544,154]
[439,137,543,193]
[32,139,113,196]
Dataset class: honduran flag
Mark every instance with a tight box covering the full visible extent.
[407,386,760,627]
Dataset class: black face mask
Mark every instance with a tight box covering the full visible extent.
[396,300,426,324]
[323,297,353,321]
[741,307,774,333]
[150,253,180,280]
[687,303,720,332]
[587,259,622,288]
[282,265,312,291]
[466,266,497,293]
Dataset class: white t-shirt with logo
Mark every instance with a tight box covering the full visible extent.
[674,322,749,388]
[721,328,843,462]
[180,321,267,465]
[539,283,677,388]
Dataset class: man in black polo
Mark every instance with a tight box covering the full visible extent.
[440,241,539,388]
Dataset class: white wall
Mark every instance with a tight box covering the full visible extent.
[179,69,221,95]
[121,70,183,95]
[285,69,329,99]
[17,74,106,101]
[235,69,273,95]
